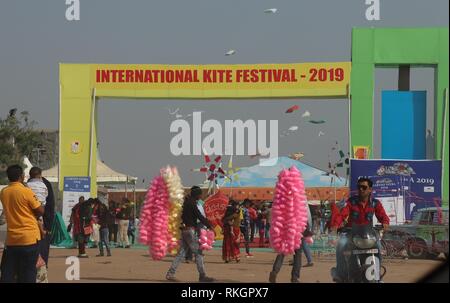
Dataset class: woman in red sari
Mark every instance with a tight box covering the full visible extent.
[222,201,241,263]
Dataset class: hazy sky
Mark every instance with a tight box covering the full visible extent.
[0,1,448,188]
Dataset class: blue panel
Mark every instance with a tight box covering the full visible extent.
[382,91,426,159]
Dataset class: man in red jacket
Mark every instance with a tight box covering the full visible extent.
[247,202,258,243]
[330,177,389,282]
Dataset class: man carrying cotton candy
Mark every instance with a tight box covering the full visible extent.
[269,213,313,283]
[268,166,310,283]
[166,186,215,283]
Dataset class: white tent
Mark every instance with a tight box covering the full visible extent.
[42,160,137,183]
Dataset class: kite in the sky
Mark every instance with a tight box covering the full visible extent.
[289,152,305,161]
[166,108,200,119]
[301,110,311,118]
[264,8,278,13]
[225,49,236,56]
[285,105,299,113]
[309,120,326,124]
[280,125,299,137]
[318,131,325,137]
[166,107,180,115]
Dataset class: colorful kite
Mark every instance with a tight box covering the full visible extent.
[309,120,325,124]
[166,107,180,115]
[289,152,305,161]
[280,125,300,138]
[264,8,278,13]
[285,105,299,113]
[225,49,236,56]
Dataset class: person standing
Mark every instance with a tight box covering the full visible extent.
[39,176,55,266]
[269,204,313,283]
[67,196,84,249]
[264,203,272,243]
[117,198,131,248]
[92,199,112,257]
[257,205,267,247]
[76,198,94,257]
[26,167,51,283]
[127,216,136,246]
[222,200,241,263]
[318,201,324,234]
[108,200,118,245]
[185,198,206,263]
[248,203,257,243]
[27,167,55,268]
[240,199,253,258]
[166,186,215,282]
[311,205,320,235]
[0,165,44,283]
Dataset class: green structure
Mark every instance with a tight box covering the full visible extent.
[350,27,449,206]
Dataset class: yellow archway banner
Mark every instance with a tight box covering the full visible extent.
[91,63,350,98]
[59,62,350,196]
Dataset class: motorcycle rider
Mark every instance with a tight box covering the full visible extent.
[330,177,389,282]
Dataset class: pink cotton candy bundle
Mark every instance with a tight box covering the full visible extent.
[139,181,155,245]
[199,229,215,250]
[162,166,184,255]
[138,175,171,260]
[270,166,308,255]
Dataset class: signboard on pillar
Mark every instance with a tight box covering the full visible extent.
[62,177,91,226]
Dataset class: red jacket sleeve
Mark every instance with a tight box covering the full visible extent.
[374,201,390,225]
[330,200,351,228]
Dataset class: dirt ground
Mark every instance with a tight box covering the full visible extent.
[1,247,444,283]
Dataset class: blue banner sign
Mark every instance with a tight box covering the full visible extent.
[63,177,91,192]
[351,160,442,220]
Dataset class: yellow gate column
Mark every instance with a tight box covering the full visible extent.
[59,64,97,196]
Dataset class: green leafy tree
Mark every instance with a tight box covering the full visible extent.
[0,109,47,184]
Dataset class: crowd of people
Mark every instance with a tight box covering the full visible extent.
[67,197,138,258]
[0,165,55,283]
[0,161,389,283]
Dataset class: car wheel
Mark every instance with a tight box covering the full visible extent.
[407,239,428,259]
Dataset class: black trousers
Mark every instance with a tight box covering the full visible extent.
[250,221,256,242]
[0,243,39,283]
[108,224,118,242]
[240,226,250,254]
[39,235,51,266]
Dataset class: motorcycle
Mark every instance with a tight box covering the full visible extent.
[331,224,387,283]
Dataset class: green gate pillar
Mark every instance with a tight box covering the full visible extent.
[351,28,449,206]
